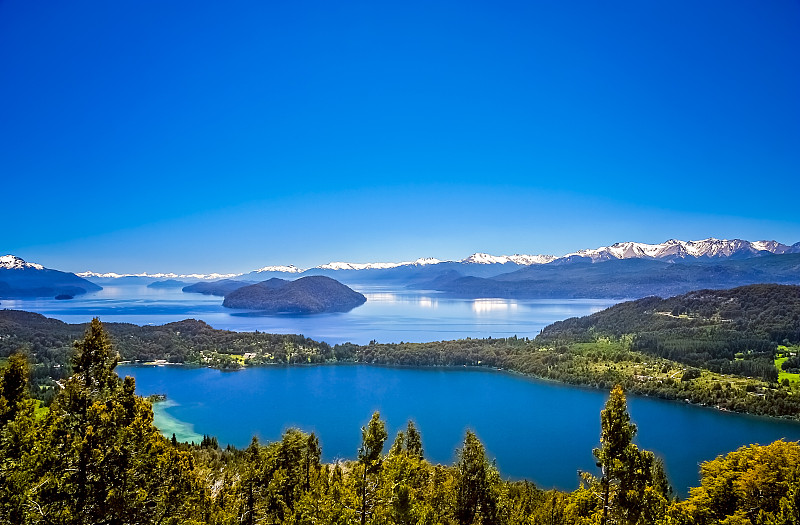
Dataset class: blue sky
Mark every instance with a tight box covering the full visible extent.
[2,1,799,274]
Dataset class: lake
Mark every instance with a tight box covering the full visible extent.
[0,284,618,344]
[120,364,800,496]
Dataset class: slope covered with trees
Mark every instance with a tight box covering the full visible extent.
[540,284,800,379]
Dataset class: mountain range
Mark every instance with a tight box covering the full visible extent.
[228,238,800,282]
[4,238,800,300]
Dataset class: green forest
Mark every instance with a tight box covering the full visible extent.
[2,320,799,524]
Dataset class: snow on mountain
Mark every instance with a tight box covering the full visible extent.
[316,258,442,271]
[77,271,240,280]
[562,238,800,262]
[316,261,404,271]
[72,238,799,279]
[254,265,303,274]
[0,255,44,270]
[461,253,556,265]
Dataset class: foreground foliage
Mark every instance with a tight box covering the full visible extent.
[2,320,800,524]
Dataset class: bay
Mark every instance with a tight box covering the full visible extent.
[120,364,800,496]
[0,284,617,344]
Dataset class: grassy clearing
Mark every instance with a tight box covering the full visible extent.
[775,345,800,384]
[776,357,799,383]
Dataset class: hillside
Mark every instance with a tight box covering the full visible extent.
[539,284,800,378]
[222,275,367,314]
[0,309,332,382]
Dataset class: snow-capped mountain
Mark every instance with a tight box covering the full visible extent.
[461,253,557,265]
[76,271,240,280]
[253,265,303,274]
[316,258,442,271]
[73,238,800,281]
[0,255,44,270]
[561,238,800,263]
[0,255,101,298]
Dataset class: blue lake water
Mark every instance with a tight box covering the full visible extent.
[10,284,799,495]
[121,364,800,496]
[0,284,618,344]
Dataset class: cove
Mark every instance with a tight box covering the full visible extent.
[120,364,800,496]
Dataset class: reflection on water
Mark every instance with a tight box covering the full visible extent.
[1,284,620,345]
[472,298,518,314]
[364,292,438,309]
[417,297,437,309]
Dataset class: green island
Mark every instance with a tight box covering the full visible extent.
[2,317,800,524]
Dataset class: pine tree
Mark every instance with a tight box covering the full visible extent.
[592,384,669,525]
[358,411,387,525]
[405,420,423,460]
[72,317,120,397]
[455,430,498,525]
[0,352,30,426]
[0,352,37,524]
[304,432,321,491]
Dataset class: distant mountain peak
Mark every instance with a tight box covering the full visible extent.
[76,270,240,280]
[254,265,303,274]
[315,258,443,271]
[73,237,800,280]
[563,238,799,262]
[0,255,44,270]
[461,253,557,265]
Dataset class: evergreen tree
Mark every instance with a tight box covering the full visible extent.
[405,420,423,460]
[304,431,321,491]
[72,317,120,397]
[455,430,498,525]
[22,319,207,525]
[0,352,37,524]
[358,411,387,525]
[0,353,30,426]
[592,384,669,525]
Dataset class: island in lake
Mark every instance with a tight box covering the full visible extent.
[222,275,367,314]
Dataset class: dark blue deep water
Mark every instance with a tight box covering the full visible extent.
[120,364,800,496]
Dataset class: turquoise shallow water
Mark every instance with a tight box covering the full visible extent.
[121,364,800,496]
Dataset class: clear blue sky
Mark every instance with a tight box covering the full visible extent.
[2,0,799,274]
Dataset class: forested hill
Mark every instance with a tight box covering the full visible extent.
[0,309,332,373]
[539,284,800,375]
